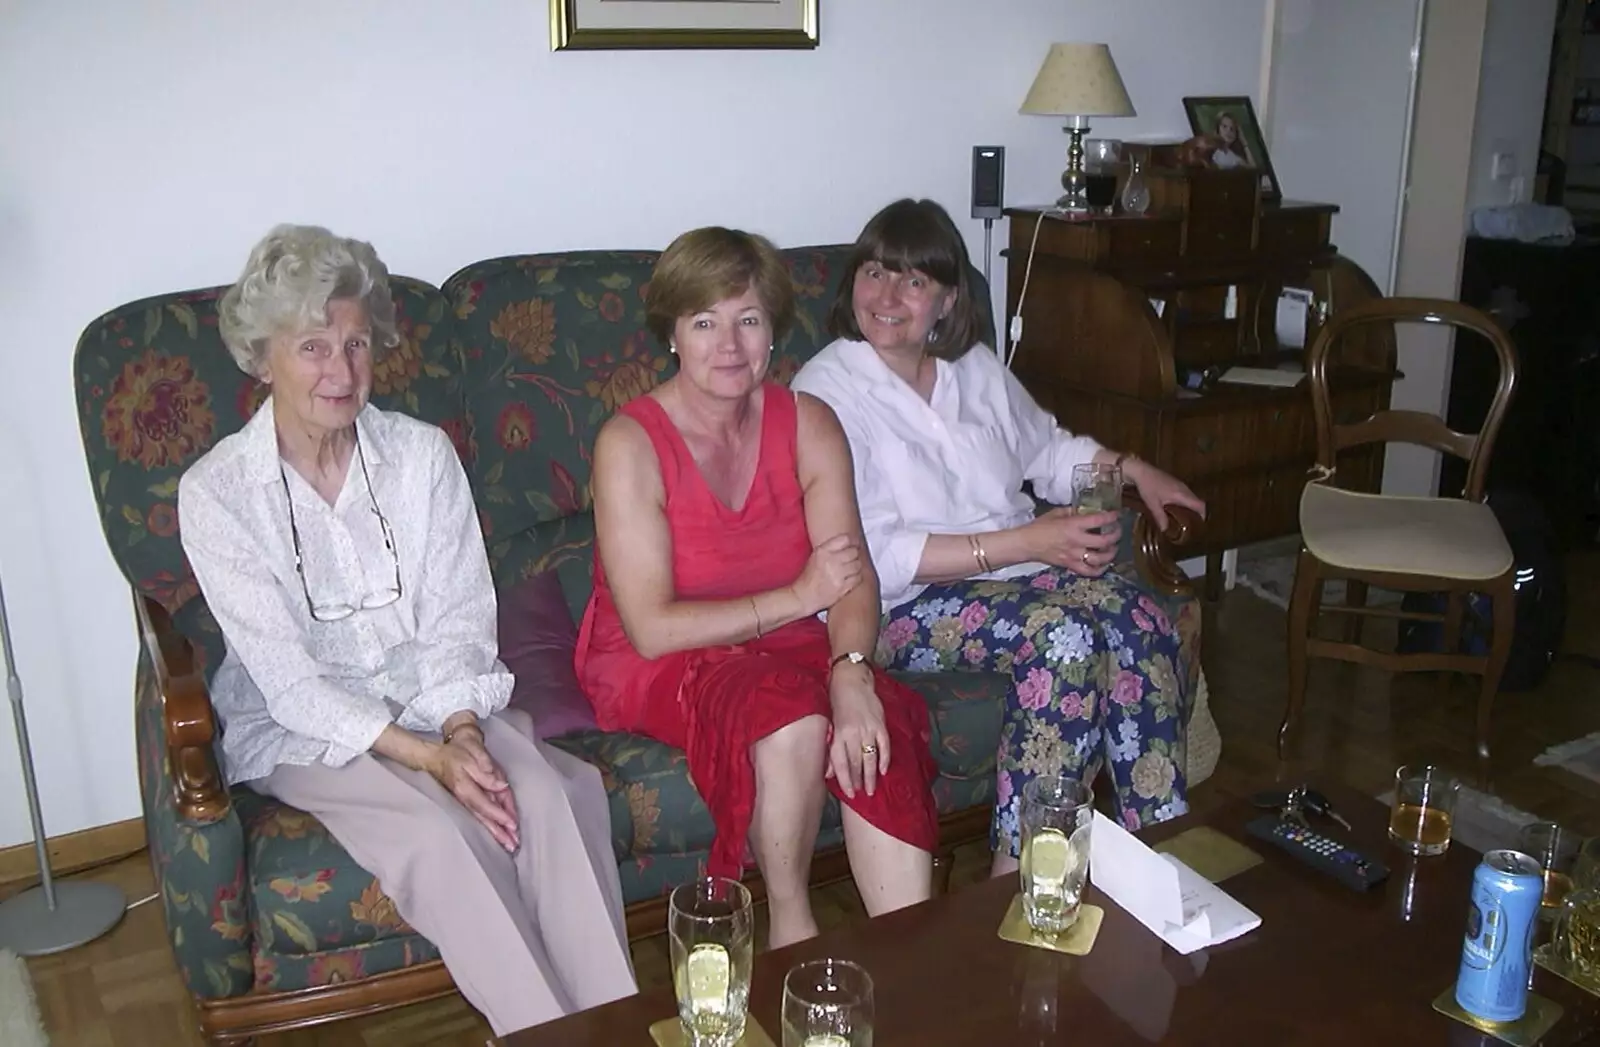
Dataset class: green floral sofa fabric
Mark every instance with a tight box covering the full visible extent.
[80,241,1194,1006]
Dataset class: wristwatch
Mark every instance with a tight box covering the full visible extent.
[830,651,869,671]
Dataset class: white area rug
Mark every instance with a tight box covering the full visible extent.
[1534,730,1600,786]
[0,949,48,1047]
[1376,784,1542,856]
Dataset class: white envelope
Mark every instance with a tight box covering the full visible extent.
[1088,811,1262,956]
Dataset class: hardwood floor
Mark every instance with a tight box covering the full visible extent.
[20,552,1600,1045]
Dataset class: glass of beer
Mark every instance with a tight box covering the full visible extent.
[1386,764,1459,856]
[1019,775,1094,934]
[781,958,874,1047]
[1071,463,1124,516]
[1516,821,1583,915]
[1549,885,1600,991]
[668,877,754,1047]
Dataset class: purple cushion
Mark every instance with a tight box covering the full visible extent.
[497,571,598,740]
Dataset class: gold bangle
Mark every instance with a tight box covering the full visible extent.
[750,596,764,639]
[968,534,993,574]
[442,721,481,746]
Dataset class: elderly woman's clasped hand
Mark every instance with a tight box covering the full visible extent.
[428,722,521,852]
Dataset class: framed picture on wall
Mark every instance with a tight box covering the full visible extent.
[551,0,819,50]
[1182,96,1281,202]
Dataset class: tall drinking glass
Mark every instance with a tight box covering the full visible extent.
[668,877,754,1047]
[1071,463,1123,515]
[781,959,874,1047]
[1019,775,1094,934]
[1386,764,1459,856]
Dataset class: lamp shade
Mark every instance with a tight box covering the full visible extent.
[1019,43,1136,118]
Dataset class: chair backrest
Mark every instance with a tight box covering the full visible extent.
[1306,297,1518,501]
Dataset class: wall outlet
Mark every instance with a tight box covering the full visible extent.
[1491,151,1517,181]
[1509,175,1528,203]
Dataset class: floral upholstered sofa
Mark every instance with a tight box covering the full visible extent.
[73,243,1209,1043]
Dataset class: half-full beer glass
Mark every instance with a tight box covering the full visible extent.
[1019,775,1094,934]
[668,877,754,1047]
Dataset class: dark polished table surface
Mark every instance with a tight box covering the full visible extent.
[502,787,1600,1045]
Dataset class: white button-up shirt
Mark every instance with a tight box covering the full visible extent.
[792,339,1102,610]
[178,399,512,785]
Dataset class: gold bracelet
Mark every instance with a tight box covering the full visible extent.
[968,534,993,574]
[442,721,482,746]
[750,596,764,639]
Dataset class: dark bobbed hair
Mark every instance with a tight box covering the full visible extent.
[827,198,981,360]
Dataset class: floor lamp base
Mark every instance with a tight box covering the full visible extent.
[0,881,127,956]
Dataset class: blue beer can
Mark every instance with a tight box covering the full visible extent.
[1454,849,1543,1022]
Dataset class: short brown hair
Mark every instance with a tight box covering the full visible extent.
[645,227,796,348]
[828,198,981,360]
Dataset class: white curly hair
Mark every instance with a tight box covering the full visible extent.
[217,224,400,376]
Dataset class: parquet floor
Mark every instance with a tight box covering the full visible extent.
[20,552,1600,1045]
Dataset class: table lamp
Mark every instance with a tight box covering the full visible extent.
[1020,43,1136,214]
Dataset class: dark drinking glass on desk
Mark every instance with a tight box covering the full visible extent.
[1084,173,1118,213]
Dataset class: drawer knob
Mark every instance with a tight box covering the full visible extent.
[1196,434,1216,453]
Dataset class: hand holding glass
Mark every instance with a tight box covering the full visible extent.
[669,877,754,1047]
[1020,775,1094,934]
[781,959,874,1047]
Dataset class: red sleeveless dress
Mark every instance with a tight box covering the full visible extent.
[575,383,938,877]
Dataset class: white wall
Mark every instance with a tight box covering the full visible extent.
[1264,0,1424,291]
[1465,0,1560,212]
[0,1,1270,848]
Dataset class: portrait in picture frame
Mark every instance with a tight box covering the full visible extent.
[551,0,819,50]
[1182,96,1281,202]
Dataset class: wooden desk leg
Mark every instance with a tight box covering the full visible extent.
[1204,552,1225,602]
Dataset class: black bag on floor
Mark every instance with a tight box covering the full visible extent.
[1394,489,1567,691]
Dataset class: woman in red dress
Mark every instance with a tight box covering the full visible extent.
[576,227,938,947]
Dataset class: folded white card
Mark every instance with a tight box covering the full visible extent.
[1088,811,1262,955]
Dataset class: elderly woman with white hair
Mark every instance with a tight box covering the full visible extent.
[176,224,637,1035]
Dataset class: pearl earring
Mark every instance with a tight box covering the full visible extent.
[669,342,678,354]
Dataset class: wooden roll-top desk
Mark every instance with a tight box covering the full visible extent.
[1002,162,1399,598]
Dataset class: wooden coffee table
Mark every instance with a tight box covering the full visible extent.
[501,788,1600,1045]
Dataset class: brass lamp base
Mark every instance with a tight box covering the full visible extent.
[1056,123,1092,215]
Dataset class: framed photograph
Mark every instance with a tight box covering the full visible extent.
[551,0,819,50]
[1182,96,1281,202]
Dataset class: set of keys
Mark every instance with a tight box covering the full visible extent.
[1250,784,1353,831]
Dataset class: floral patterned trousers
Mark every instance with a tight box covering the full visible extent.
[877,567,1195,857]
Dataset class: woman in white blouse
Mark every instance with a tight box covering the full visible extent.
[177,225,636,1035]
[792,199,1207,877]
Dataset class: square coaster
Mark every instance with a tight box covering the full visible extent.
[1534,942,1600,998]
[1430,985,1565,1046]
[997,894,1104,955]
[648,1014,776,1047]
[1152,826,1264,884]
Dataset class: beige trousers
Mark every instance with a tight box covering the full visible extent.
[252,712,636,1035]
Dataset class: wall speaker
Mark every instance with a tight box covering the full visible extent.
[972,146,1005,220]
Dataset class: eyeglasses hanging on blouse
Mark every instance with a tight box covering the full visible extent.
[280,432,402,622]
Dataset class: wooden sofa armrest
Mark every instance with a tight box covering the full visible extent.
[134,595,231,825]
[1123,491,1202,598]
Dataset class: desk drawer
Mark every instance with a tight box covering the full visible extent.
[1260,210,1331,258]
[1106,221,1182,265]
[1168,397,1311,478]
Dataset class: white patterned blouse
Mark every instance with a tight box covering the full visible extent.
[178,400,512,785]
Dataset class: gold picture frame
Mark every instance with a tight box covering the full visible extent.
[551,0,819,50]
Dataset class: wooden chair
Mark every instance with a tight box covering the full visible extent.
[1278,298,1519,772]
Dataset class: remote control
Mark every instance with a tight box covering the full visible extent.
[1244,815,1390,891]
